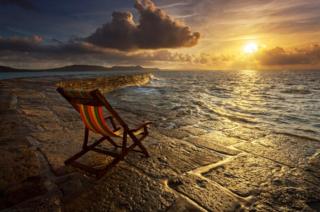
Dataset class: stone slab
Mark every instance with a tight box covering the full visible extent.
[235,134,320,169]
[203,153,320,211]
[168,173,243,211]
[184,131,242,156]
[125,131,223,179]
[223,125,268,141]
[0,146,41,191]
[64,165,176,212]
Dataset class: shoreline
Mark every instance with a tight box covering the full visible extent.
[0,74,319,211]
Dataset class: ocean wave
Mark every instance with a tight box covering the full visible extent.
[281,88,312,94]
[226,115,258,124]
[150,74,163,81]
[192,99,259,125]
[313,124,320,128]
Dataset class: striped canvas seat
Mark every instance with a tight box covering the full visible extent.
[78,105,145,137]
[78,104,121,137]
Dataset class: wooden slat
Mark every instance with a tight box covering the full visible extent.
[57,87,103,107]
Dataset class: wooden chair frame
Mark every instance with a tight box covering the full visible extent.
[57,87,151,179]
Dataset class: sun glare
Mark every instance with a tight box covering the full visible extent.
[243,42,258,54]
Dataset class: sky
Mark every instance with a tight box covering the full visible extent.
[0,0,320,70]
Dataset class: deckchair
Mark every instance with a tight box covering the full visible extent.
[56,87,151,178]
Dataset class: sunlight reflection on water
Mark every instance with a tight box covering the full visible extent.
[112,70,320,141]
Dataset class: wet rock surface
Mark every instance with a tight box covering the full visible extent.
[0,74,319,211]
[65,165,176,212]
[168,174,244,211]
[203,154,320,211]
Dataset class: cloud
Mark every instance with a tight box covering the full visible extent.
[85,0,200,51]
[0,0,37,11]
[0,35,121,58]
[257,45,320,66]
[0,35,43,51]
[0,35,193,68]
[0,34,211,69]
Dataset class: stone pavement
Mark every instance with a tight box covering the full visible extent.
[0,74,319,211]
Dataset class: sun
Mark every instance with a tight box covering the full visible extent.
[243,42,258,54]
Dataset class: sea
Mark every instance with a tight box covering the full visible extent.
[1,69,320,141]
[113,70,320,142]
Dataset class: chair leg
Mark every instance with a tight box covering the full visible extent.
[97,132,150,178]
[122,130,127,155]
[82,127,89,149]
[97,140,140,179]
[105,136,119,148]
[128,131,150,158]
[64,135,106,165]
[65,128,150,179]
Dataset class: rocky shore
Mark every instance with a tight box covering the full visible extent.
[0,73,319,211]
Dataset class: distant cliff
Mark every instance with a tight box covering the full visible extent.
[0,66,18,72]
[0,64,159,72]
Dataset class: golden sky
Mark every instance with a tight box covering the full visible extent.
[162,0,320,70]
[0,0,320,70]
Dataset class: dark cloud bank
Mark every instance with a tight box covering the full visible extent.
[0,35,199,68]
[0,0,37,11]
[86,0,200,50]
[0,0,201,67]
